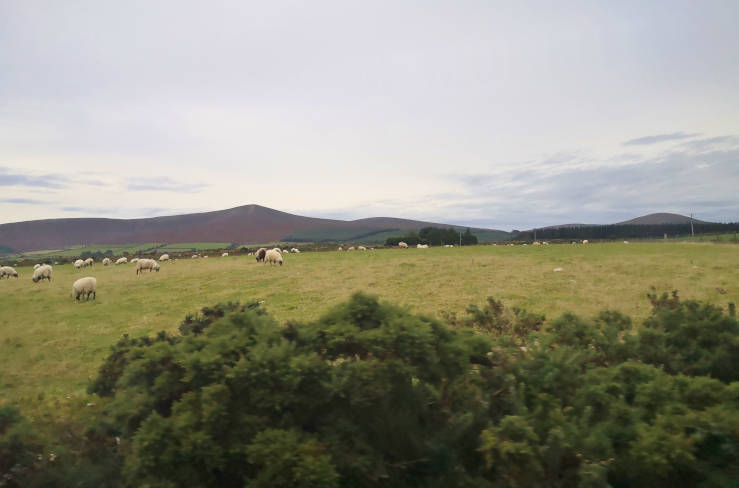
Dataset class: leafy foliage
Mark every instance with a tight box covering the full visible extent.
[5,291,739,487]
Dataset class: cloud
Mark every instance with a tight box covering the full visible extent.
[623,132,699,146]
[0,167,68,188]
[0,198,50,205]
[126,177,207,193]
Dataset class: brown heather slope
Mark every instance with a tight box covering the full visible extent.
[0,204,504,252]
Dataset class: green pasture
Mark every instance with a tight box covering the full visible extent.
[0,242,736,425]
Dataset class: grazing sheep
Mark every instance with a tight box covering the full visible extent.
[533,241,541,246]
[130,257,139,263]
[398,242,408,248]
[623,241,630,244]
[347,246,356,251]
[282,249,289,254]
[443,244,454,248]
[265,249,283,266]
[191,254,199,259]
[337,246,343,251]
[255,248,267,262]
[32,264,52,283]
[358,246,367,251]
[221,252,229,257]
[74,259,84,269]
[102,258,112,266]
[582,240,589,244]
[0,266,19,279]
[543,242,549,245]
[416,244,429,249]
[84,258,94,267]
[136,258,160,275]
[115,257,128,265]
[159,254,170,261]
[203,256,208,259]
[291,248,301,253]
[34,263,41,269]
[72,277,97,301]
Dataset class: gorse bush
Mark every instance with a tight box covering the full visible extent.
[4,292,738,487]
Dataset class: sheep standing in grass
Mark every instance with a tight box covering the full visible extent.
[159,254,170,262]
[34,264,41,270]
[358,246,367,251]
[221,252,229,257]
[72,277,97,301]
[337,246,343,251]
[103,258,112,266]
[398,242,408,248]
[0,266,19,279]
[74,259,84,269]
[283,249,289,254]
[115,257,128,265]
[130,257,139,263]
[582,240,589,244]
[417,244,429,249]
[347,246,356,251]
[255,248,267,262]
[32,264,53,283]
[84,258,94,267]
[291,248,300,253]
[191,254,199,259]
[265,249,283,266]
[136,258,160,275]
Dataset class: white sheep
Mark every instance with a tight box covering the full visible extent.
[533,241,541,246]
[74,259,84,269]
[34,263,41,270]
[84,257,94,267]
[347,246,356,251]
[136,258,160,275]
[416,244,429,249]
[282,249,289,254]
[582,240,589,244]
[72,277,97,301]
[221,252,229,257]
[32,264,53,283]
[203,255,208,259]
[265,249,283,266]
[398,242,408,248]
[623,241,630,244]
[102,258,112,266]
[358,246,367,251]
[0,266,19,279]
[443,244,454,248]
[130,257,139,263]
[159,254,170,261]
[291,248,300,253]
[191,254,199,259]
[115,257,128,265]
[337,246,343,251]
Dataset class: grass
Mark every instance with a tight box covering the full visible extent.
[154,242,232,252]
[672,233,739,242]
[18,243,162,259]
[1,242,737,425]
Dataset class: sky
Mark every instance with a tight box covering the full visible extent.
[1,0,738,230]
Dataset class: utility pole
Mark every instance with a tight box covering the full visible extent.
[459,231,462,247]
[690,213,695,237]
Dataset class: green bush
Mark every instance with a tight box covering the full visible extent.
[5,291,738,487]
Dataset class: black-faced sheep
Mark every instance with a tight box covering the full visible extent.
[72,277,97,301]
[0,266,19,278]
[255,248,267,262]
[265,249,283,266]
[136,258,160,275]
[32,264,52,283]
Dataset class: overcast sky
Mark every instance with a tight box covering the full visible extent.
[1,0,737,230]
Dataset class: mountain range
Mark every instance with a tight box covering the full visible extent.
[0,206,713,254]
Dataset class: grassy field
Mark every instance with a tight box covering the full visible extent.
[18,243,162,259]
[1,242,737,424]
[154,242,232,252]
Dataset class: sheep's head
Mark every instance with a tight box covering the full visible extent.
[154,264,161,272]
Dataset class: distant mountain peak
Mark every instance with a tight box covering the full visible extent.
[615,213,707,225]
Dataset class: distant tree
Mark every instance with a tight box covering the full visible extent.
[461,228,478,245]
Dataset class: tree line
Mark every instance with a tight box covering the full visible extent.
[516,222,738,241]
[386,227,478,246]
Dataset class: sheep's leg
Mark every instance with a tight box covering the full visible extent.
[92,291,96,300]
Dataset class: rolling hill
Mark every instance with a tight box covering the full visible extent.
[0,204,510,253]
[615,213,708,225]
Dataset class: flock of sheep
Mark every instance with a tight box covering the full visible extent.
[1,239,611,302]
